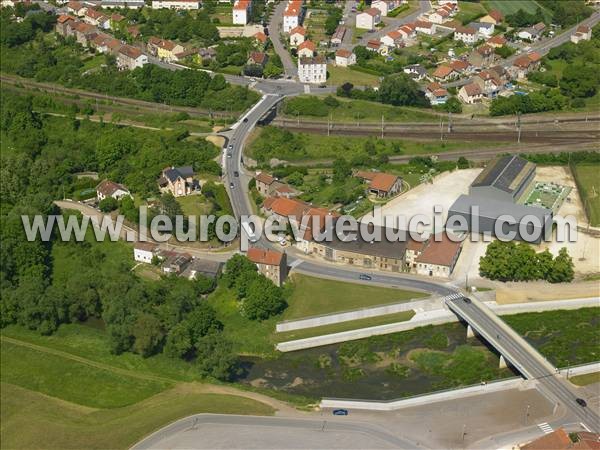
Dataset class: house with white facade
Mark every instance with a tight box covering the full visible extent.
[116,45,148,70]
[371,0,401,16]
[356,7,381,30]
[298,55,326,84]
[232,0,251,25]
[289,25,306,46]
[414,20,436,35]
[571,25,592,43]
[335,48,356,67]
[454,25,477,44]
[283,0,303,32]
[297,39,315,58]
[96,179,130,201]
[134,242,158,263]
[458,82,483,104]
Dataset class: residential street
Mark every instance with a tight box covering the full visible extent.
[267,0,297,78]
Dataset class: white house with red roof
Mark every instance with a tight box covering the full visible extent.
[371,0,402,16]
[289,25,306,46]
[356,7,381,30]
[283,0,304,33]
[335,48,356,67]
[297,39,316,57]
[96,179,130,201]
[232,0,251,25]
[247,247,287,286]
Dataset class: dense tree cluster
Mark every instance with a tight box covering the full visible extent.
[222,255,287,320]
[505,1,591,28]
[0,7,54,47]
[336,74,429,108]
[0,95,243,380]
[479,241,574,283]
[0,20,259,111]
[489,89,569,116]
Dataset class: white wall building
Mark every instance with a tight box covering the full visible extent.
[232,0,251,25]
[134,243,158,263]
[283,0,303,32]
[298,56,326,84]
[356,7,381,30]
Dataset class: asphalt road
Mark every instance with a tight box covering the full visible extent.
[447,296,600,432]
[267,0,297,78]
[132,414,420,450]
[222,94,457,297]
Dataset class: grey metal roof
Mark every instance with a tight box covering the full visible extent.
[448,194,552,225]
[471,155,535,194]
[163,166,194,183]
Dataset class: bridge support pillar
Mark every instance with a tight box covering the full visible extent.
[466,324,475,339]
[499,355,507,369]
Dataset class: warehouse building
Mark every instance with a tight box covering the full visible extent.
[447,194,552,243]
[447,155,552,243]
[469,155,536,203]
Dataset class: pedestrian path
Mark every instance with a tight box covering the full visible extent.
[537,422,553,434]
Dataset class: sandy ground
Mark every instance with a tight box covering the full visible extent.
[364,168,482,233]
[536,166,587,225]
[496,281,600,303]
[206,134,225,147]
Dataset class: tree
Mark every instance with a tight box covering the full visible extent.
[132,312,165,357]
[186,302,222,342]
[332,157,352,184]
[243,64,263,78]
[337,82,354,98]
[99,197,119,212]
[242,276,287,320]
[560,64,598,99]
[263,62,283,78]
[221,254,257,288]
[378,74,428,107]
[195,333,238,380]
[548,247,574,283]
[457,157,469,169]
[163,321,193,359]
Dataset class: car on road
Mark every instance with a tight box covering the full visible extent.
[228,144,233,150]
[359,274,372,281]
[576,398,587,407]
[463,297,471,304]
[332,409,348,416]
[227,152,232,158]
[233,171,239,177]
[229,182,235,189]
[243,117,248,122]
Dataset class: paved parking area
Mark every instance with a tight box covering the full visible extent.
[364,169,482,233]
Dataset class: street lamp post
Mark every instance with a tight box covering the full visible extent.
[525,404,531,425]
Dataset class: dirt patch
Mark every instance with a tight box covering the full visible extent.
[496,281,600,304]
[206,135,225,148]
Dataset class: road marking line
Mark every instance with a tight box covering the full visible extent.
[289,259,303,269]
[537,422,553,434]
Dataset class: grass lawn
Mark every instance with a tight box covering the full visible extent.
[483,0,548,17]
[177,194,214,217]
[455,1,487,24]
[571,164,600,226]
[282,97,439,123]
[1,339,172,408]
[207,287,280,356]
[274,310,416,342]
[283,274,426,320]
[1,383,273,450]
[327,65,381,88]
[570,372,600,386]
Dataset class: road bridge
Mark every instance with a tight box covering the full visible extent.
[445,294,600,432]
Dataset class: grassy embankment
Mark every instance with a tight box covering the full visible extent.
[571,164,600,227]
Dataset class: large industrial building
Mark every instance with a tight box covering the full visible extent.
[447,156,553,243]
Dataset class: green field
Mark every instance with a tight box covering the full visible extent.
[571,164,600,226]
[455,1,487,24]
[570,372,600,386]
[483,0,546,16]
[275,310,416,342]
[327,66,381,88]
[283,275,426,320]
[282,97,439,123]
[177,194,214,217]
[1,382,273,450]
[1,339,170,408]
